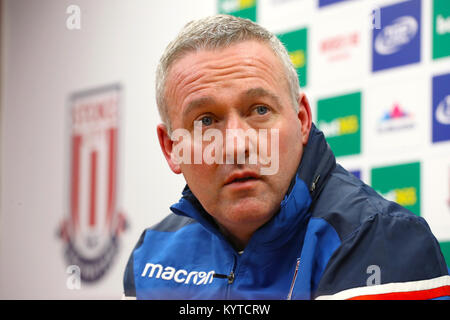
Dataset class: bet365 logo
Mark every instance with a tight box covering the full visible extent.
[277,28,308,87]
[433,0,450,59]
[317,92,361,157]
[371,162,421,216]
[218,0,256,21]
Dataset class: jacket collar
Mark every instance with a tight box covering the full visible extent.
[170,123,336,247]
[297,123,336,205]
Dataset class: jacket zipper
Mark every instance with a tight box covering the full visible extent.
[286,258,301,300]
[213,253,237,298]
[213,270,235,284]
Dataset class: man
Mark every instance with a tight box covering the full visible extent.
[123,15,450,300]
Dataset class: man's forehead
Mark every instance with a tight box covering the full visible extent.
[162,40,293,129]
[167,40,283,81]
[165,41,286,97]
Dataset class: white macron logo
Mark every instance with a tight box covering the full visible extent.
[141,263,215,285]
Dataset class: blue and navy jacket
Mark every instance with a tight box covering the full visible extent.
[123,124,450,300]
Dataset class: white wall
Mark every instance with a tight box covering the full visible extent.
[0,0,215,299]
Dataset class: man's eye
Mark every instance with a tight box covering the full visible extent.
[255,105,269,115]
[200,116,213,126]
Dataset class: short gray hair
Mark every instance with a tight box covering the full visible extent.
[155,14,300,132]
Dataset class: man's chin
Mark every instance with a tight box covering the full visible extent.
[220,198,277,226]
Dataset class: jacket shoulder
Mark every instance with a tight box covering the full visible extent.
[314,209,449,299]
[122,213,196,298]
[149,213,196,232]
[311,165,449,299]
[311,164,414,240]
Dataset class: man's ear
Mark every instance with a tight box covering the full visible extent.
[297,92,312,146]
[157,123,182,174]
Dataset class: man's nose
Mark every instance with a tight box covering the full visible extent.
[223,114,252,165]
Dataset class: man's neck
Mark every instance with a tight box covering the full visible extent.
[216,222,253,252]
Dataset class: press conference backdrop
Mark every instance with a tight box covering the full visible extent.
[0,0,449,299]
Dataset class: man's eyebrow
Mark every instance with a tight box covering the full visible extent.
[182,88,282,118]
[243,87,282,105]
[182,96,216,118]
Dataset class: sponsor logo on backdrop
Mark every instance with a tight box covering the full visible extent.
[317,92,361,157]
[58,84,127,283]
[439,242,450,267]
[372,0,421,72]
[374,16,418,55]
[436,95,450,125]
[289,50,305,69]
[277,28,308,87]
[218,0,257,21]
[380,187,418,208]
[318,0,350,7]
[371,162,421,216]
[318,115,358,138]
[437,14,450,34]
[377,103,415,133]
[433,0,450,59]
[432,73,450,143]
[320,31,359,62]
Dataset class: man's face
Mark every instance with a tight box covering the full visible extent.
[159,40,311,241]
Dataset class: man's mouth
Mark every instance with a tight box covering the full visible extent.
[224,171,261,186]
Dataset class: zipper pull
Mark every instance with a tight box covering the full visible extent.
[227,271,235,284]
[287,258,301,300]
[213,271,235,284]
[310,174,320,192]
